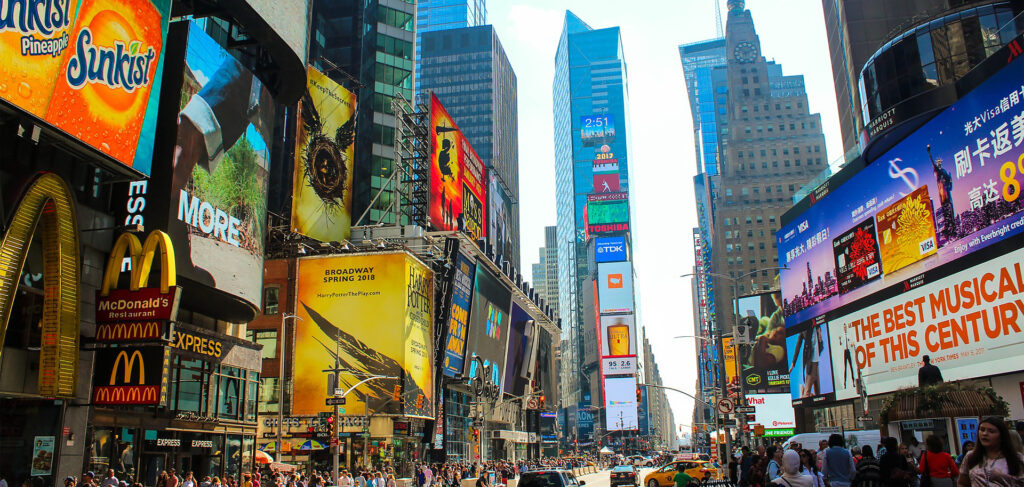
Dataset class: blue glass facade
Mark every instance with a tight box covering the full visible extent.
[680,38,728,176]
[415,0,487,104]
[553,11,639,426]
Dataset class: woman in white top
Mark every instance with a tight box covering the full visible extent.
[773,450,815,487]
[338,472,353,487]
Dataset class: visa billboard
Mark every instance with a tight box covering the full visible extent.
[595,236,627,263]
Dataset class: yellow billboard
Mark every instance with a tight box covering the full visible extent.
[290,66,356,241]
[293,252,434,418]
[723,337,739,393]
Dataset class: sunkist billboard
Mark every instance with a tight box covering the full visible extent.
[0,0,172,174]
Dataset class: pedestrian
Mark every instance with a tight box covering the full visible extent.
[183,473,195,487]
[167,470,180,487]
[102,470,119,487]
[817,441,830,471]
[771,450,813,487]
[674,463,694,487]
[879,438,914,487]
[957,417,1024,487]
[917,356,943,387]
[800,449,826,487]
[157,473,168,487]
[386,474,396,487]
[64,477,77,487]
[823,433,857,487]
[919,435,958,487]
[768,447,784,482]
[741,447,755,487]
[900,444,920,487]
[852,446,881,487]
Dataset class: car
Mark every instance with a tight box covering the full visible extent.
[643,460,718,487]
[519,470,586,487]
[610,465,639,487]
[629,455,655,467]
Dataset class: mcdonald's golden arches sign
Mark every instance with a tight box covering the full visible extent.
[95,231,180,342]
[92,346,169,405]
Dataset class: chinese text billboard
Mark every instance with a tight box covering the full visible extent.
[604,376,639,431]
[441,252,475,378]
[467,264,511,390]
[429,93,487,240]
[0,0,171,174]
[736,292,790,394]
[598,262,634,314]
[291,65,356,242]
[293,253,434,418]
[779,53,1024,329]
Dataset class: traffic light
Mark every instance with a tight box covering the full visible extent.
[392,385,401,402]
[416,394,424,409]
[327,415,336,438]
[636,387,642,403]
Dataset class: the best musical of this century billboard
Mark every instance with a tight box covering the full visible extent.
[779,50,1024,330]
[0,0,172,174]
[429,93,487,240]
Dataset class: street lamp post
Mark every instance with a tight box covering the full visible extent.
[278,313,303,465]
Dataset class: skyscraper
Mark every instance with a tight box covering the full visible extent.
[308,0,417,225]
[418,25,521,268]
[531,226,560,321]
[680,37,728,177]
[415,0,487,103]
[553,11,641,437]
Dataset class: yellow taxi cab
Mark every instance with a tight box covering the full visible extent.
[643,460,718,487]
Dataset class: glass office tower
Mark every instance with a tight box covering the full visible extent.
[415,0,487,104]
[553,10,641,441]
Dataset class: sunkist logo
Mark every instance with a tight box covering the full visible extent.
[66,26,156,92]
[0,0,74,56]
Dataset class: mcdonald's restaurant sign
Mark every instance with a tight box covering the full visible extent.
[92,346,169,405]
[95,231,181,342]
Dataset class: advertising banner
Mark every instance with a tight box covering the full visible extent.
[0,0,172,174]
[595,236,627,263]
[786,319,836,405]
[587,199,629,225]
[442,252,475,378]
[540,412,558,443]
[736,292,790,394]
[293,253,434,418]
[593,160,621,193]
[429,93,487,240]
[30,436,55,476]
[832,217,882,294]
[779,52,1024,329]
[604,376,639,431]
[92,346,169,405]
[489,174,515,263]
[600,314,637,357]
[723,337,739,395]
[828,245,1024,401]
[601,355,637,375]
[748,393,796,433]
[580,114,616,147]
[291,65,356,242]
[597,262,634,314]
[467,264,511,390]
[535,327,557,405]
[503,304,532,395]
[577,402,594,441]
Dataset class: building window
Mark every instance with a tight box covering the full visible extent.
[263,286,280,315]
[246,329,278,360]
[216,366,243,420]
[260,377,279,413]
[171,357,209,413]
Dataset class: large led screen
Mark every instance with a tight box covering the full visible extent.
[488,174,514,262]
[736,292,789,394]
[597,262,634,314]
[290,65,356,242]
[600,314,637,357]
[587,199,629,225]
[779,53,1024,329]
[595,236,627,263]
[293,253,434,418]
[748,393,796,437]
[0,0,171,174]
[828,245,1024,401]
[503,303,532,395]
[604,376,639,431]
[441,252,475,378]
[785,320,835,406]
[467,264,511,390]
[429,93,487,240]
[580,114,616,147]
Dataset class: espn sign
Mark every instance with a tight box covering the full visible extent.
[92,347,168,406]
[594,237,627,263]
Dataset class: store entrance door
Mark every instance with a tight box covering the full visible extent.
[141,453,167,487]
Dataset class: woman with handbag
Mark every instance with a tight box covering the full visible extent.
[920,436,958,487]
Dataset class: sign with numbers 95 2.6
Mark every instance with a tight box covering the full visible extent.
[601,355,636,375]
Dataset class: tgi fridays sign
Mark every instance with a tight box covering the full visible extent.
[96,232,181,342]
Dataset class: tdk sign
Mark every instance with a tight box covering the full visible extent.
[595,236,627,263]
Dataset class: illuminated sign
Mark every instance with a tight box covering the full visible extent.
[587,200,629,225]
[442,252,475,377]
[429,93,487,239]
[580,114,616,147]
[595,236,627,263]
[0,173,80,397]
[92,346,168,405]
[96,231,180,343]
[588,222,629,235]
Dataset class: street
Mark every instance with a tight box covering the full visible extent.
[575,467,655,487]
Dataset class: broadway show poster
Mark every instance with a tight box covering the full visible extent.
[466,264,511,390]
[291,66,356,242]
[785,321,835,405]
[0,0,172,174]
[429,93,487,240]
[155,20,275,318]
[441,252,476,378]
[736,292,790,394]
[778,52,1024,328]
[832,217,882,294]
[294,253,434,418]
[875,185,938,274]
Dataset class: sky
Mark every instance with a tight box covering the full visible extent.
[488,0,845,438]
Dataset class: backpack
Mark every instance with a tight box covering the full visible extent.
[852,457,882,487]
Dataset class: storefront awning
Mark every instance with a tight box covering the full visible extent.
[883,386,1008,423]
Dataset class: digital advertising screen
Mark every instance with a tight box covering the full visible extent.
[293,253,434,418]
[441,252,475,378]
[600,314,637,357]
[832,217,882,294]
[779,52,1024,330]
[736,292,789,394]
[290,65,356,242]
[535,327,557,405]
[785,320,835,406]
[604,376,639,431]
[467,264,511,390]
[429,93,487,240]
[748,393,796,437]
[580,114,616,147]
[488,174,515,263]
[503,304,532,395]
[597,262,634,314]
[595,236,628,263]
[592,160,621,193]
[0,0,172,174]
[587,199,629,225]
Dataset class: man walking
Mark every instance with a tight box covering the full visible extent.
[823,434,856,487]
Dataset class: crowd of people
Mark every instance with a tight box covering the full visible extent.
[726,418,1024,487]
